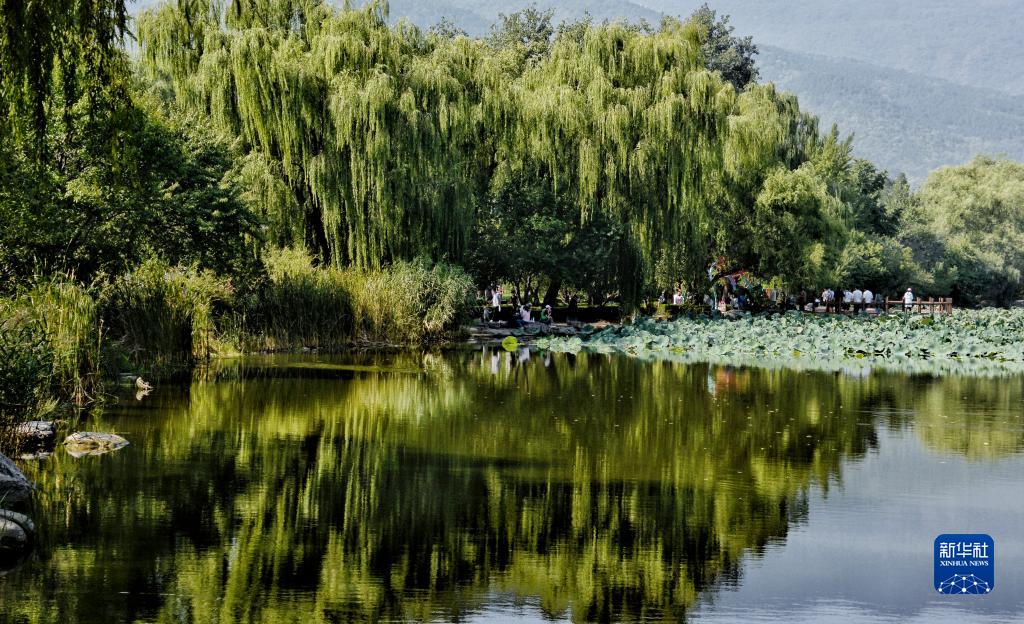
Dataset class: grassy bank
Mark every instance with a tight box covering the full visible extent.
[0,253,474,441]
[535,309,1024,377]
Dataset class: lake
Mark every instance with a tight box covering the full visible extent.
[1,349,1022,623]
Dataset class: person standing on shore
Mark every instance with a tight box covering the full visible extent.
[492,287,501,312]
[863,288,874,313]
[903,287,915,312]
[852,288,863,313]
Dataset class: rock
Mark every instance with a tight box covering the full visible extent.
[0,509,35,575]
[63,432,130,458]
[14,421,56,446]
[0,453,33,504]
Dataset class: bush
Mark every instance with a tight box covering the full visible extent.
[101,259,233,371]
[344,258,475,344]
[239,249,354,350]
[240,250,474,348]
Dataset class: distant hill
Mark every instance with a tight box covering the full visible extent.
[634,0,1024,97]
[758,45,1024,183]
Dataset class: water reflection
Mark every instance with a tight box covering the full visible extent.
[1,350,1022,623]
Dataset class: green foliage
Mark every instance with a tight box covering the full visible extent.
[0,279,103,434]
[0,0,129,145]
[488,4,554,61]
[344,258,476,343]
[18,280,104,402]
[101,260,234,371]
[751,165,839,287]
[691,3,759,90]
[904,157,1024,305]
[466,173,622,303]
[0,90,261,288]
[0,315,52,426]
[138,1,812,301]
[240,248,355,350]
[243,249,474,349]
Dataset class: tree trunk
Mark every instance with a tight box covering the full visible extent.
[543,280,562,306]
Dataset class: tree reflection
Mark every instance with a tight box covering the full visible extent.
[1,350,1021,622]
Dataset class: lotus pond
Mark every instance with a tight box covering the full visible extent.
[1,349,1023,623]
[535,308,1024,376]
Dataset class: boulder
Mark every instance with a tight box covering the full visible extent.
[0,453,33,504]
[64,432,130,458]
[15,421,56,447]
[0,509,35,575]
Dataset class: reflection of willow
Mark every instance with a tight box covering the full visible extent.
[4,352,1017,623]
[898,375,1024,460]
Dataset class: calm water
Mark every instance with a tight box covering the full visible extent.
[1,349,1023,623]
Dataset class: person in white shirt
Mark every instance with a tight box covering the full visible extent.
[852,288,863,313]
[520,304,532,323]
[492,287,501,312]
[863,289,873,313]
[903,287,915,312]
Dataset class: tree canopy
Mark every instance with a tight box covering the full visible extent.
[1,0,1021,307]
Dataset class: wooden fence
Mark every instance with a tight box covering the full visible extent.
[883,297,954,314]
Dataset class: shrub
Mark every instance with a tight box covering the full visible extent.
[345,258,475,344]
[239,249,354,350]
[101,259,233,371]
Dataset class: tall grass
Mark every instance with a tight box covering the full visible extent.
[237,248,354,351]
[20,280,103,402]
[100,259,233,372]
[344,258,475,343]
[0,279,102,450]
[239,249,474,349]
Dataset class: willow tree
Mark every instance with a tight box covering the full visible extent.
[139,1,843,301]
[0,0,129,149]
[484,18,739,300]
[139,0,492,268]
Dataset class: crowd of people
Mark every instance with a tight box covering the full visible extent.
[798,286,921,311]
[483,282,928,326]
[483,285,560,327]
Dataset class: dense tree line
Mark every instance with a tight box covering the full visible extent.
[2,0,1022,307]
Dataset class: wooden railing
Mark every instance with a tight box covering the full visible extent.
[883,297,954,314]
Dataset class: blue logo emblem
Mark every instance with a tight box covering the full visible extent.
[934,534,994,594]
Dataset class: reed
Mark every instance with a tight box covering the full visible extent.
[100,259,233,373]
[237,249,474,350]
[0,279,102,451]
[344,259,475,344]
[235,248,354,351]
[19,280,103,402]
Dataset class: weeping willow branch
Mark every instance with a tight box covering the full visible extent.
[138,0,822,300]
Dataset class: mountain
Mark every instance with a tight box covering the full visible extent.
[633,0,1024,97]
[758,45,1024,182]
